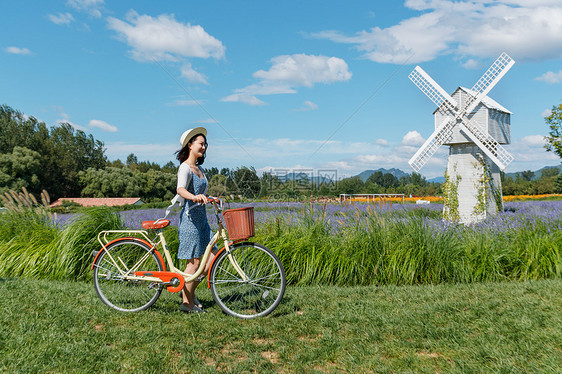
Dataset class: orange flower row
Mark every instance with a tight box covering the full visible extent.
[343,194,562,204]
[344,196,444,203]
[503,194,562,201]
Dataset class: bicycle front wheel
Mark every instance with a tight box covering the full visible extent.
[210,243,286,319]
[93,239,164,312]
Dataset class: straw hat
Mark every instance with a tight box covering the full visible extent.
[180,127,207,148]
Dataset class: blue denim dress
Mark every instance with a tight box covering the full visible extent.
[177,172,214,260]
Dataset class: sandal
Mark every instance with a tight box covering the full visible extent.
[180,303,205,313]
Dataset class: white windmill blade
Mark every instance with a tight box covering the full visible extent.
[457,119,514,170]
[464,52,515,115]
[408,118,455,172]
[409,66,458,109]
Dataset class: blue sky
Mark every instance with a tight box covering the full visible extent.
[2,0,561,179]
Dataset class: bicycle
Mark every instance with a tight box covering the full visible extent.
[91,197,286,319]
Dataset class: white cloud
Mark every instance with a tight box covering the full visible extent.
[221,93,266,106]
[67,0,104,17]
[5,46,31,55]
[57,112,88,131]
[401,130,425,146]
[180,63,208,84]
[542,109,552,117]
[194,118,220,124]
[293,100,319,111]
[48,12,75,25]
[375,138,389,146]
[303,101,319,110]
[88,119,118,132]
[254,54,351,87]
[222,54,351,105]
[535,70,562,84]
[313,1,562,64]
[520,134,545,147]
[462,59,479,69]
[166,99,201,107]
[107,11,225,62]
[356,153,406,164]
[54,108,117,133]
[505,135,558,169]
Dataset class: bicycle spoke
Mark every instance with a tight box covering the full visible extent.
[251,271,281,283]
[211,244,286,318]
[247,282,282,293]
[93,240,163,312]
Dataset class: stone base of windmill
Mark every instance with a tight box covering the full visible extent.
[442,144,504,224]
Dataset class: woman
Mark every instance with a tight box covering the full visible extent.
[175,127,217,313]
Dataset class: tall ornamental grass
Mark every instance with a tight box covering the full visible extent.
[0,192,560,285]
[255,202,562,286]
[0,189,124,280]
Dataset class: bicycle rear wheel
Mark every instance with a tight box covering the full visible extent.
[210,243,286,318]
[93,239,164,312]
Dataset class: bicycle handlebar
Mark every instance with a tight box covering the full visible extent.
[187,195,223,210]
[153,196,224,225]
[206,196,224,210]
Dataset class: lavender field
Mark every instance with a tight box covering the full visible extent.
[3,200,561,285]
[54,199,562,233]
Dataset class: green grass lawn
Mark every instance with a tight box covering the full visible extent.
[1,278,561,373]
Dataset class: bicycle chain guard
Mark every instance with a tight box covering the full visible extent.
[134,271,185,293]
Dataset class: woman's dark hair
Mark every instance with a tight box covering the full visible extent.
[175,134,207,165]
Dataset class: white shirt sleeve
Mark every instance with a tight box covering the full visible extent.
[177,163,192,189]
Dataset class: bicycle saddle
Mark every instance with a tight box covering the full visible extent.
[142,220,170,229]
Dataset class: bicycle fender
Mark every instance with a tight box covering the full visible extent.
[90,237,167,272]
[207,241,254,288]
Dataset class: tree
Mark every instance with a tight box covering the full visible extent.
[50,123,106,197]
[365,171,398,190]
[107,159,125,168]
[231,166,260,198]
[162,161,176,174]
[79,167,140,198]
[337,176,364,195]
[540,167,559,178]
[142,169,176,202]
[519,170,535,182]
[78,167,176,202]
[366,171,384,186]
[204,167,219,181]
[0,147,41,194]
[555,175,562,193]
[126,153,138,167]
[545,103,562,159]
[1,106,107,199]
[381,173,399,189]
[208,174,228,197]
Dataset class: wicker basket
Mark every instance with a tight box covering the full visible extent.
[223,207,255,241]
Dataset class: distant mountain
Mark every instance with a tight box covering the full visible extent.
[427,176,445,183]
[504,164,562,180]
[352,163,562,184]
[357,168,410,182]
[281,163,561,186]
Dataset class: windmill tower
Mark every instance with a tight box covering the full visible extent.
[408,52,515,224]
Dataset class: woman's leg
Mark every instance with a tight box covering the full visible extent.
[181,257,201,307]
[181,249,218,306]
[191,249,218,289]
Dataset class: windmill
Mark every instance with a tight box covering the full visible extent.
[408,52,515,224]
